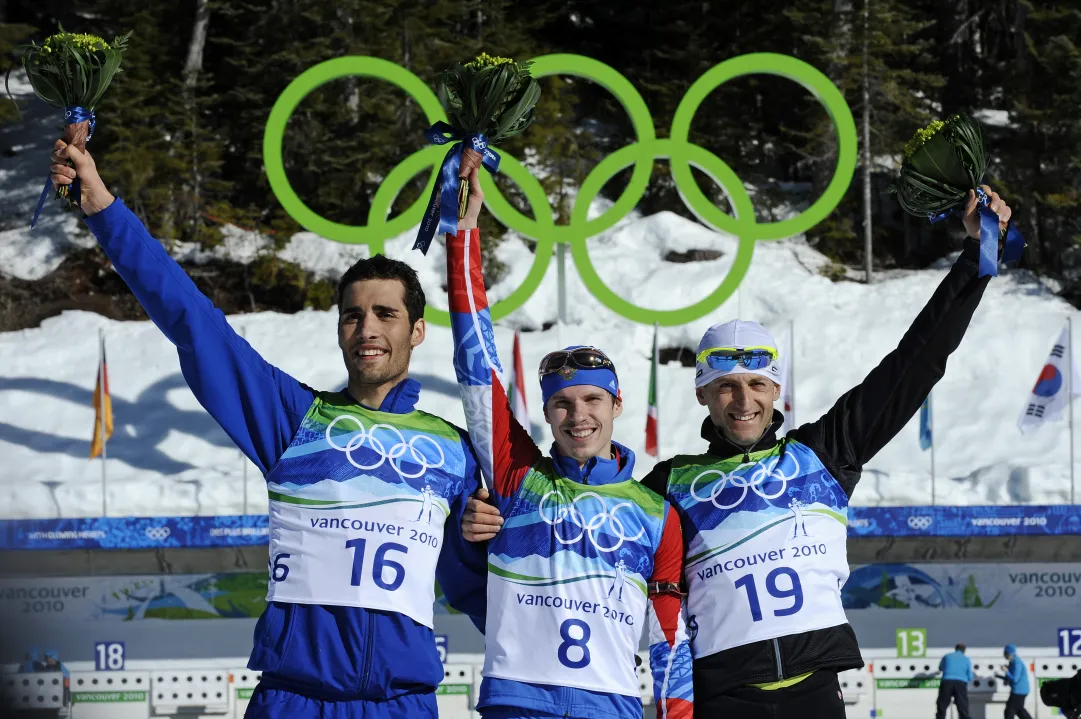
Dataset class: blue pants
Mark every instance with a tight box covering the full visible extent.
[482,710,567,719]
[244,685,436,719]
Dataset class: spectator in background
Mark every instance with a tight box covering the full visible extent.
[41,650,71,707]
[937,643,973,719]
[41,651,69,678]
[17,650,41,673]
[996,644,1033,719]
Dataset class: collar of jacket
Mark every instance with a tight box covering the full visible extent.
[702,410,785,458]
[343,377,422,414]
[548,440,635,485]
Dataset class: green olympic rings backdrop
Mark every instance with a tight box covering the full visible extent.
[263,53,857,327]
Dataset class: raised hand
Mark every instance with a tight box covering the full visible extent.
[49,139,115,216]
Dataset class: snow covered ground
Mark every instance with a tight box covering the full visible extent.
[2,73,1078,520]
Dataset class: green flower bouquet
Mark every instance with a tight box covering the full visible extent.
[893,114,1023,275]
[21,28,131,226]
[894,114,986,219]
[413,53,541,254]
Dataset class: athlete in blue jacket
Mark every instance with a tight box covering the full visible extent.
[997,644,1032,719]
[50,140,488,719]
[937,644,973,719]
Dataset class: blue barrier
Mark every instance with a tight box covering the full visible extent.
[2,506,1079,550]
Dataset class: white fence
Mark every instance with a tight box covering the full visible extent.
[2,649,1076,718]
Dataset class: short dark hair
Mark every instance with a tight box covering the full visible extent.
[956,643,966,652]
[336,255,426,326]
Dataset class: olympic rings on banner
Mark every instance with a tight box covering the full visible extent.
[907,515,934,530]
[689,454,801,510]
[145,526,171,541]
[538,490,645,553]
[325,414,446,479]
[264,53,857,326]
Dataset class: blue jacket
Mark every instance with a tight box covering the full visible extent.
[939,651,973,683]
[85,200,488,700]
[1003,649,1029,695]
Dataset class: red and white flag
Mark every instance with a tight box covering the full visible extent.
[510,330,529,429]
[645,323,660,457]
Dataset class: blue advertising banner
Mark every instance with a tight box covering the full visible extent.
[2,506,1080,550]
[847,504,1081,538]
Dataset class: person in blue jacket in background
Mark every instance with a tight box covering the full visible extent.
[50,140,488,719]
[937,643,973,719]
[996,644,1032,719]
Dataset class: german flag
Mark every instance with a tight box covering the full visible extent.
[90,332,113,459]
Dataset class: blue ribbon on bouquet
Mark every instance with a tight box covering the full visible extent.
[31,106,97,230]
[412,122,501,255]
[928,187,1025,278]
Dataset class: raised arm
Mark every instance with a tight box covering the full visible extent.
[647,506,693,718]
[792,188,1012,496]
[53,141,313,474]
[446,170,541,510]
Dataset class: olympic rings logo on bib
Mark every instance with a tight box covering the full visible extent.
[538,490,645,552]
[689,454,801,510]
[325,415,446,479]
[263,54,857,327]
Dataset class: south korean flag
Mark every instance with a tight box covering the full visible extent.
[1018,324,1081,435]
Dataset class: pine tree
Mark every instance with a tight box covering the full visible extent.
[786,0,943,269]
[0,22,39,127]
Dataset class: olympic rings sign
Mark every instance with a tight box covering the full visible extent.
[144,526,171,541]
[539,490,645,553]
[264,53,857,327]
[325,415,446,479]
[907,515,934,530]
[689,454,800,510]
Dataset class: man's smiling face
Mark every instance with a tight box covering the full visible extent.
[696,373,780,446]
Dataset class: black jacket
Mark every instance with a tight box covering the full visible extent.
[642,238,991,699]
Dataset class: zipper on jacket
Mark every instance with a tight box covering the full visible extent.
[359,612,376,694]
[772,638,784,681]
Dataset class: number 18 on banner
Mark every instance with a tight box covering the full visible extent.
[1059,628,1081,656]
[94,641,125,671]
[896,628,927,658]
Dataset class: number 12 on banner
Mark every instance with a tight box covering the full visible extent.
[896,628,927,658]
[94,642,125,671]
[1059,628,1081,656]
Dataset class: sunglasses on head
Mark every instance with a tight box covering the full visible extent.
[539,347,617,378]
[695,346,778,371]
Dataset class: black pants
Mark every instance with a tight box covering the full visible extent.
[1004,693,1032,719]
[936,679,971,719]
[693,670,846,718]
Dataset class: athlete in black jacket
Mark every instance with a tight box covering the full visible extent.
[461,186,1014,718]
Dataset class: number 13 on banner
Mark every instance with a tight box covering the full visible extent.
[896,628,927,658]
[94,641,125,671]
[1059,628,1081,656]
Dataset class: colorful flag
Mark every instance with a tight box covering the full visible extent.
[90,332,113,459]
[1018,324,1081,435]
[510,330,529,429]
[645,323,659,457]
[919,392,932,451]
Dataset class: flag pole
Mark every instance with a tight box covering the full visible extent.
[1070,315,1076,504]
[790,320,796,428]
[99,328,108,517]
[239,324,250,515]
[654,322,660,462]
[930,399,936,506]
